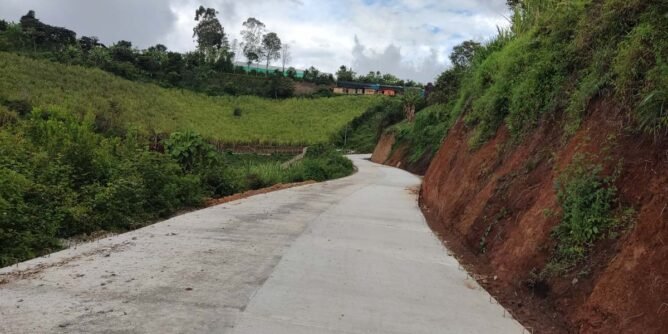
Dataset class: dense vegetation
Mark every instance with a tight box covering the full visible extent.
[392,103,456,162]
[332,98,404,153]
[0,52,378,145]
[389,0,666,271]
[0,11,383,265]
[396,0,666,154]
[0,103,354,266]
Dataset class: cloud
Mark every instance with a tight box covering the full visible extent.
[351,36,445,83]
[0,0,510,82]
[0,0,177,48]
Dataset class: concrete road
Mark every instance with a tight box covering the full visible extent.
[0,155,525,334]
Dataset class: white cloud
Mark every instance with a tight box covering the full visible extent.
[0,0,510,82]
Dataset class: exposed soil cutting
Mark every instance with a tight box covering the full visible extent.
[378,99,667,333]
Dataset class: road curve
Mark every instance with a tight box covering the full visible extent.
[0,155,525,334]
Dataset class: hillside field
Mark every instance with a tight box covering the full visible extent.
[0,52,378,145]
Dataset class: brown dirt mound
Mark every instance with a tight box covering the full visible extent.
[371,132,396,164]
[371,132,431,175]
[420,99,668,333]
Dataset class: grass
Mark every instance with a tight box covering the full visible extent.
[394,103,459,162]
[543,153,634,276]
[0,52,379,145]
[331,98,404,153]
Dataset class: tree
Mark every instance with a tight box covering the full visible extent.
[193,6,228,62]
[261,32,281,76]
[138,44,168,77]
[269,76,295,99]
[19,10,39,33]
[110,40,135,63]
[88,47,111,68]
[401,88,423,122]
[148,44,168,53]
[381,73,400,85]
[449,40,481,68]
[19,10,76,52]
[304,66,321,82]
[281,43,291,73]
[286,67,297,79]
[244,51,259,73]
[336,65,355,82]
[240,17,265,70]
[79,36,101,53]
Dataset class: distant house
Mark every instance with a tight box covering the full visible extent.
[378,89,397,96]
[333,81,419,97]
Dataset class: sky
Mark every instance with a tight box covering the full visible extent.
[0,0,510,83]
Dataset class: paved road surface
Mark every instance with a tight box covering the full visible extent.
[0,155,525,333]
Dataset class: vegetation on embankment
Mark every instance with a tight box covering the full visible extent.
[0,102,354,266]
[331,98,404,153]
[0,52,378,146]
[374,0,667,332]
[391,0,666,163]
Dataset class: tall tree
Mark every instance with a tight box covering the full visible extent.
[193,6,228,62]
[240,17,265,70]
[401,88,422,122]
[304,66,320,82]
[79,36,101,53]
[336,65,355,82]
[110,40,135,63]
[281,43,291,73]
[449,40,481,68]
[261,32,281,76]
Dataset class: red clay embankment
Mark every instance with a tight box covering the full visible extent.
[371,132,431,175]
[404,99,667,333]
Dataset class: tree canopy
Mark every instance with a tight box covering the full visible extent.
[193,6,228,62]
[261,32,282,74]
[241,17,265,67]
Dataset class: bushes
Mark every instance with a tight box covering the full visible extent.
[301,145,354,181]
[459,29,571,147]
[545,154,631,275]
[396,104,457,162]
[229,145,354,188]
[415,0,668,151]
[0,109,357,265]
[332,98,403,153]
[0,109,207,265]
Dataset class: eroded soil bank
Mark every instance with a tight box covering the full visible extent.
[371,132,431,175]
[379,99,667,333]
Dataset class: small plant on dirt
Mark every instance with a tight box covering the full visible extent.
[478,207,509,254]
[544,153,627,275]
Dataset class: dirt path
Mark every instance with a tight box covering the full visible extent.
[0,155,525,334]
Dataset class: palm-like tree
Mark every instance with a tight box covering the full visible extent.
[401,88,422,122]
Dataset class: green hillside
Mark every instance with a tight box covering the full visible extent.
[0,52,378,145]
